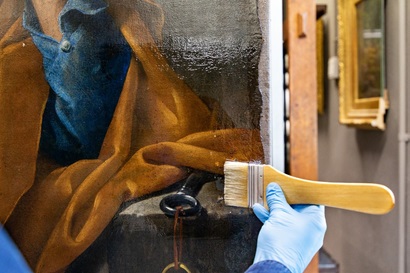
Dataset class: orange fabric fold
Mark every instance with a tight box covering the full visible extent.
[0,1,264,272]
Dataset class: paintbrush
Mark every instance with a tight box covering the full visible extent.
[223,161,395,215]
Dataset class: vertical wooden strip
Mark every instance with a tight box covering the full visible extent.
[286,0,318,272]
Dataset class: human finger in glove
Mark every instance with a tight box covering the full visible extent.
[245,182,327,273]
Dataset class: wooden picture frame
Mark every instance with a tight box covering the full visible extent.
[337,0,388,130]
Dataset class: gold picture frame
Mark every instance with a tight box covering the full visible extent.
[317,5,326,115]
[338,0,388,130]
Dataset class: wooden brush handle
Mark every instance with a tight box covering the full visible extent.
[264,168,395,215]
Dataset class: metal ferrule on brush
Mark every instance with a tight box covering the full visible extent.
[248,163,264,207]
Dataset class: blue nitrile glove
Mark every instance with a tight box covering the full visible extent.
[252,183,326,273]
[0,226,33,273]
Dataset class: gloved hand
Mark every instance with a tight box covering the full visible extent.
[252,183,327,273]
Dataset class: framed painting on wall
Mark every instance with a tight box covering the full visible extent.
[338,0,388,130]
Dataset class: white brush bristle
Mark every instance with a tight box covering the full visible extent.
[223,161,249,207]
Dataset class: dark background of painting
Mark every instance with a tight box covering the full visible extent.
[157,0,262,129]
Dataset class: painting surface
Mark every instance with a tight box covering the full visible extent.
[0,0,263,272]
[356,0,384,99]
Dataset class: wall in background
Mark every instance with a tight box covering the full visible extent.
[316,0,402,272]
